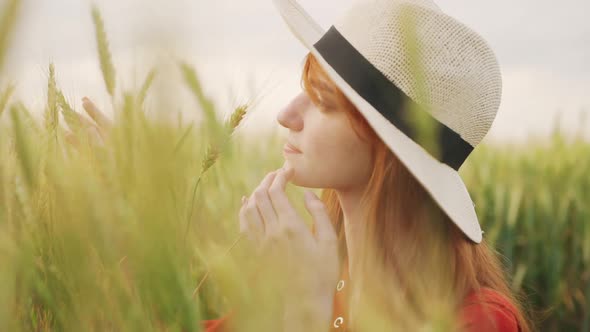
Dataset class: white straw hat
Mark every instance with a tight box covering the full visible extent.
[272,0,503,243]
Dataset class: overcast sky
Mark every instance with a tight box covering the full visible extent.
[4,0,590,143]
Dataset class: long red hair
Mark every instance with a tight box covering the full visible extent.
[301,53,534,331]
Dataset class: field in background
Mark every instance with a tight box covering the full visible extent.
[1,1,588,331]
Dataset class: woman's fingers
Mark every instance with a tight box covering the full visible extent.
[244,194,265,242]
[60,97,111,151]
[63,123,103,149]
[82,97,112,136]
[268,166,298,225]
[72,110,99,131]
[64,129,79,147]
[253,171,280,229]
[87,126,104,146]
[239,196,260,243]
[267,166,313,255]
[239,171,280,246]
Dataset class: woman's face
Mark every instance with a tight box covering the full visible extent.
[276,89,373,191]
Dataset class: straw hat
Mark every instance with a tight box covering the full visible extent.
[272,0,503,243]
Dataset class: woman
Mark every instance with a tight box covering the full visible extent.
[202,53,533,332]
[204,0,535,330]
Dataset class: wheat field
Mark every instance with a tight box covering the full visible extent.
[0,1,589,331]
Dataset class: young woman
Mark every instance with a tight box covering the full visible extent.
[204,0,535,331]
[202,51,533,332]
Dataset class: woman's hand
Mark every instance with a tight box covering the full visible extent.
[64,97,112,149]
[239,164,340,331]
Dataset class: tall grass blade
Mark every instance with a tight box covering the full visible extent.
[138,67,156,108]
[91,4,116,98]
[0,0,21,72]
[0,82,15,117]
[9,103,37,189]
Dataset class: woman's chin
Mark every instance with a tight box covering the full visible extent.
[285,166,302,186]
[289,173,319,188]
[282,160,315,187]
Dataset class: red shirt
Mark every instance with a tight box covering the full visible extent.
[201,262,520,332]
[458,287,521,332]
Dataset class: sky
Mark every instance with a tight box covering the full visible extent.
[3,0,590,144]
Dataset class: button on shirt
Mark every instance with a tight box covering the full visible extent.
[329,257,350,331]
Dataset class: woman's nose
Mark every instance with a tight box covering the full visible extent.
[276,93,305,131]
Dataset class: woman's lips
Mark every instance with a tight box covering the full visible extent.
[283,142,302,154]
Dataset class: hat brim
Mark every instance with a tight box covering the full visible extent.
[273,0,483,243]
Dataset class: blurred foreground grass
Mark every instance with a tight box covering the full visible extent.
[0,1,589,331]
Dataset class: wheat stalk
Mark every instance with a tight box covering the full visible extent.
[179,64,250,242]
[201,144,220,174]
[172,122,194,155]
[10,103,36,189]
[179,61,222,137]
[191,233,246,299]
[91,4,116,99]
[44,63,58,145]
[138,67,157,108]
[184,103,249,242]
[183,145,223,242]
[0,0,20,73]
[0,82,15,117]
[17,101,40,133]
[226,104,248,134]
[56,90,81,134]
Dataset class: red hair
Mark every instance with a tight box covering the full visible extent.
[301,53,534,331]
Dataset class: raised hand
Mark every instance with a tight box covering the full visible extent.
[63,97,112,148]
[239,163,340,330]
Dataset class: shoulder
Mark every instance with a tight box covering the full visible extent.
[458,287,520,332]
